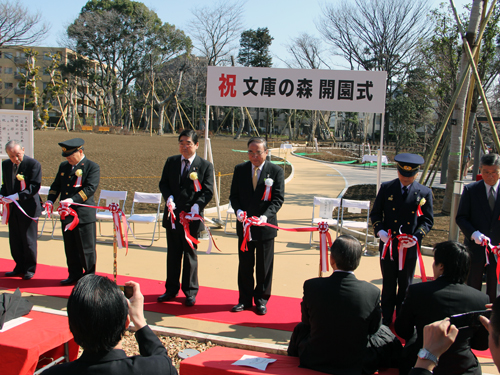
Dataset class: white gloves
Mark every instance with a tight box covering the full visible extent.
[45,201,54,215]
[61,198,73,204]
[167,195,176,210]
[190,204,199,215]
[5,193,19,201]
[400,235,418,249]
[378,230,389,243]
[471,231,490,245]
[259,215,268,224]
[236,209,245,222]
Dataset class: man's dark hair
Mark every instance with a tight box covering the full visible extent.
[247,137,267,150]
[480,153,500,168]
[67,274,128,352]
[491,296,500,346]
[179,129,198,144]
[433,241,470,284]
[330,235,362,271]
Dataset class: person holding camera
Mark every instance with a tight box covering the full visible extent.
[44,275,177,375]
[395,241,489,375]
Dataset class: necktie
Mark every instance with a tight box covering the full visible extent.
[182,159,190,181]
[252,167,259,190]
[12,164,18,183]
[402,186,408,200]
[489,186,496,211]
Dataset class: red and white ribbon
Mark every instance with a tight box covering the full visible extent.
[179,211,221,254]
[484,239,500,284]
[167,202,176,229]
[19,180,26,191]
[44,201,53,219]
[416,205,423,217]
[58,202,80,232]
[0,197,10,225]
[261,179,273,201]
[381,229,394,261]
[193,179,202,192]
[318,222,332,272]
[73,175,82,188]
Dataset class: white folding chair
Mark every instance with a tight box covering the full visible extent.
[309,197,341,246]
[127,192,162,247]
[96,190,127,238]
[339,199,371,250]
[37,186,52,238]
[224,201,236,234]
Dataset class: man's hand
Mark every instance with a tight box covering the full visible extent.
[167,195,175,209]
[125,280,147,330]
[259,215,267,224]
[400,235,417,249]
[237,209,245,222]
[5,193,19,202]
[378,230,389,243]
[61,198,74,204]
[472,231,490,245]
[414,319,458,372]
[190,204,199,215]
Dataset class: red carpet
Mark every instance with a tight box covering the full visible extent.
[0,258,300,332]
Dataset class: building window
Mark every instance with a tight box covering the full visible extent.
[43,82,49,90]
[4,67,13,74]
[0,67,2,74]
[4,82,13,89]
[43,52,52,61]
[4,52,12,59]
[5,98,13,104]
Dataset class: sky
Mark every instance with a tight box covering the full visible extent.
[20,0,472,69]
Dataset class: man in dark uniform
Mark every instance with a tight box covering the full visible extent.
[0,140,42,280]
[158,129,214,307]
[47,138,100,285]
[456,153,500,302]
[370,153,433,325]
[229,137,285,315]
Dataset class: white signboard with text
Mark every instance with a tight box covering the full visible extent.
[206,66,387,113]
[0,110,34,158]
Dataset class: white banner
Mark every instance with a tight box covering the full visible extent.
[0,110,34,158]
[206,66,387,113]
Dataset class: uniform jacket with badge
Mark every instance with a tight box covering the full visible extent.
[230,160,285,242]
[159,154,214,234]
[370,179,433,256]
[456,180,500,263]
[47,157,100,224]
[1,155,42,217]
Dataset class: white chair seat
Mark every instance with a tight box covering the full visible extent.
[340,198,371,250]
[128,214,158,223]
[342,220,368,229]
[127,192,162,247]
[312,218,338,226]
[96,212,113,220]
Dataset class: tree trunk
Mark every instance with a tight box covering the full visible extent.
[442,0,483,214]
[235,107,245,139]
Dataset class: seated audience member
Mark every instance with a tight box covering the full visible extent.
[44,275,177,375]
[395,241,489,375]
[288,235,401,375]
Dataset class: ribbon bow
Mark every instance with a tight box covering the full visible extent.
[57,202,80,232]
[241,215,266,252]
[318,222,332,272]
[179,211,221,254]
[108,202,128,253]
[0,197,10,225]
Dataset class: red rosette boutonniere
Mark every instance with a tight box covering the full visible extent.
[73,169,83,187]
[416,197,426,217]
[262,178,273,201]
[16,173,26,190]
[190,171,202,192]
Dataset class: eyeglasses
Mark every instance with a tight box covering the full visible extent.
[248,150,265,157]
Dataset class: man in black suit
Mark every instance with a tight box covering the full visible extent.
[229,137,284,315]
[158,129,214,307]
[456,153,500,302]
[370,153,434,325]
[288,235,400,375]
[395,241,489,375]
[0,140,42,280]
[44,275,177,375]
[47,138,100,285]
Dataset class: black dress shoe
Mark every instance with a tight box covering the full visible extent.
[256,304,267,315]
[231,303,251,312]
[157,292,177,303]
[184,296,196,307]
[5,270,22,277]
[23,272,35,280]
[60,277,81,286]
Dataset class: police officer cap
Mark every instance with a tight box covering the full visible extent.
[394,153,424,177]
[58,138,84,157]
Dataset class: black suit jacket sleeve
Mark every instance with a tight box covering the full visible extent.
[456,182,480,241]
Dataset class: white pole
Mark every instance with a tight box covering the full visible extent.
[206,138,221,221]
[376,112,385,194]
[204,104,210,160]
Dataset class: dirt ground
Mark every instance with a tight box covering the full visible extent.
[343,184,456,247]
[33,131,289,212]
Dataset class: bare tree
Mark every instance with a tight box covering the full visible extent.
[188,0,245,66]
[0,0,49,46]
[283,33,330,70]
